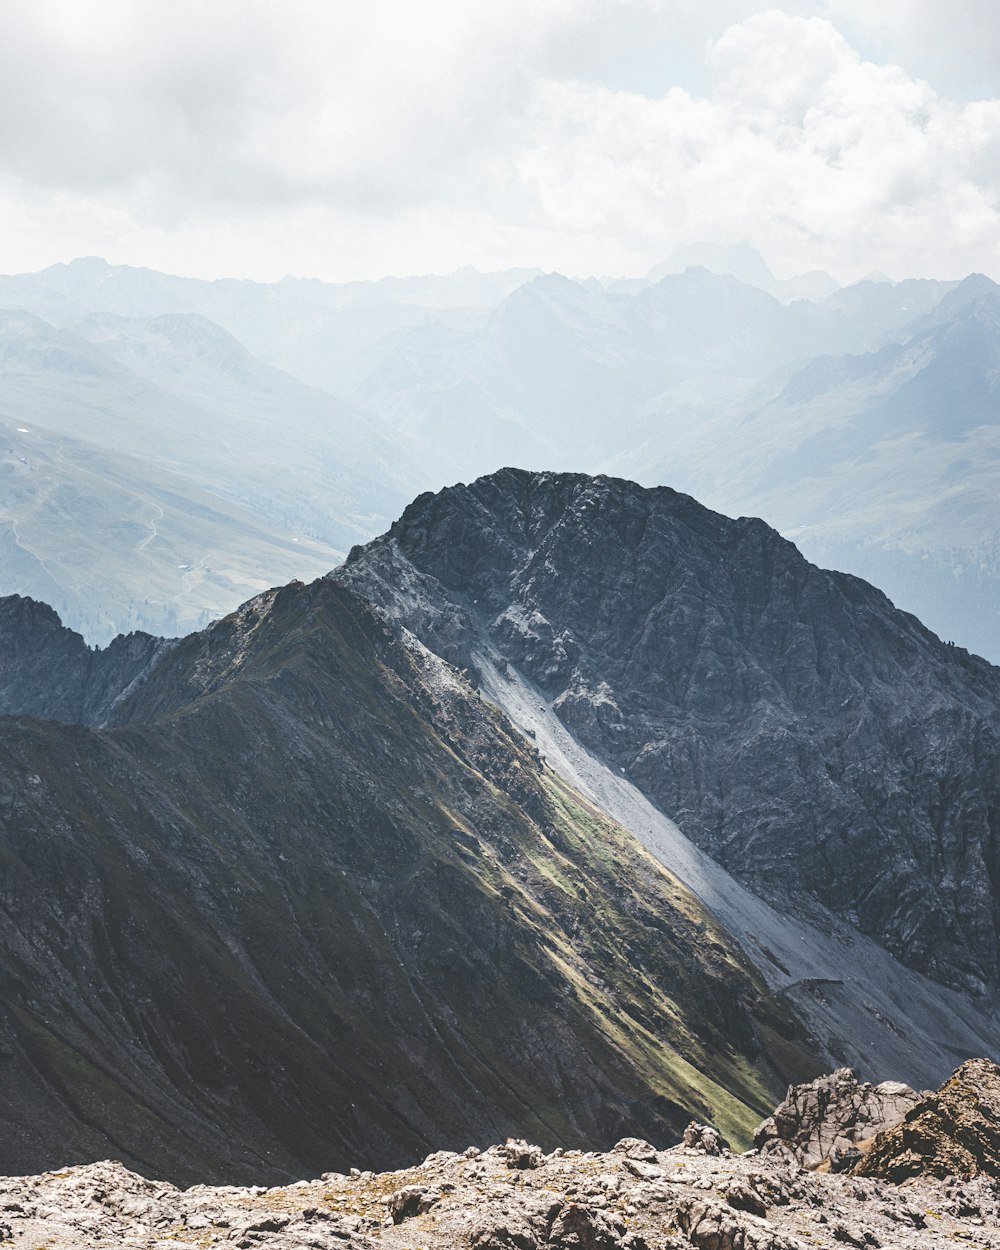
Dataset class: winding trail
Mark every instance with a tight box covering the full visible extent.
[137,502,164,551]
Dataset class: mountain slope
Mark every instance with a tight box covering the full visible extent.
[0,411,343,642]
[339,469,1000,998]
[609,274,1000,661]
[0,579,813,1184]
[0,306,442,640]
[0,307,423,542]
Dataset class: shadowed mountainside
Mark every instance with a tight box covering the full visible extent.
[0,578,813,1184]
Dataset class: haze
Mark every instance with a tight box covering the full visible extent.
[2,0,1000,284]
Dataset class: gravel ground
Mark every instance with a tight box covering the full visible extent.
[0,1132,996,1250]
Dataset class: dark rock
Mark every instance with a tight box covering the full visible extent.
[502,1140,545,1170]
[0,594,168,726]
[683,1123,727,1155]
[723,1181,768,1217]
[339,468,1000,995]
[387,1184,440,1222]
[549,1203,627,1248]
[831,1224,868,1247]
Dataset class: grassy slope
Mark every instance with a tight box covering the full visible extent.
[0,414,341,642]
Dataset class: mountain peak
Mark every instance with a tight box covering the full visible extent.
[341,468,1000,997]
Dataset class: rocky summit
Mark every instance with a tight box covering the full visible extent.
[340,468,1000,997]
[2,1076,1000,1250]
[856,1058,1000,1183]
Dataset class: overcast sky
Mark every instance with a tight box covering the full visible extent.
[1,0,999,284]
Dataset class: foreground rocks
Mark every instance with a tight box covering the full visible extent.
[754,1068,923,1171]
[3,1063,1000,1247]
[2,1128,998,1250]
[855,1057,1000,1182]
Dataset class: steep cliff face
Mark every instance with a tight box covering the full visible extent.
[339,469,1000,997]
[0,594,169,724]
[0,579,811,1184]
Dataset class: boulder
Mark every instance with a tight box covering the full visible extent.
[754,1069,921,1170]
[683,1122,727,1155]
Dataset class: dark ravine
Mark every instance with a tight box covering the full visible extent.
[0,577,815,1184]
[338,468,1000,997]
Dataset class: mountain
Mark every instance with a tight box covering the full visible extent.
[0,574,816,1184]
[3,254,997,667]
[0,257,532,397]
[0,307,422,539]
[0,307,438,639]
[647,241,840,303]
[354,269,956,475]
[339,470,1000,1004]
[609,274,1000,660]
[3,467,1000,1185]
[0,410,343,642]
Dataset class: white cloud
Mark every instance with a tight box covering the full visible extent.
[513,10,1000,281]
[0,2,998,281]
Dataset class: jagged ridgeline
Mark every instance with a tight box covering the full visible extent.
[339,468,1000,998]
[0,578,815,1185]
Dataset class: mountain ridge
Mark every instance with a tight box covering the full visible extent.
[0,570,814,1183]
[339,468,1000,996]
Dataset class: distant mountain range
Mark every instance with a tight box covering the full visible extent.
[610,273,1000,659]
[1,470,997,1182]
[1,253,999,661]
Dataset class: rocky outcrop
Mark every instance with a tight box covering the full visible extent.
[0,593,168,725]
[854,1058,1000,1181]
[683,1123,728,1155]
[339,468,1000,996]
[2,1126,999,1250]
[754,1069,922,1171]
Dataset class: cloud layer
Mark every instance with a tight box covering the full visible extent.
[0,1,998,281]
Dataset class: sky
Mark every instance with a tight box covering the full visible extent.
[1,0,999,284]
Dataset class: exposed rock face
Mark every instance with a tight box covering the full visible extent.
[339,468,1000,995]
[0,593,168,724]
[5,468,1000,1184]
[754,1069,922,1171]
[2,1128,998,1250]
[0,579,812,1182]
[855,1058,1000,1182]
